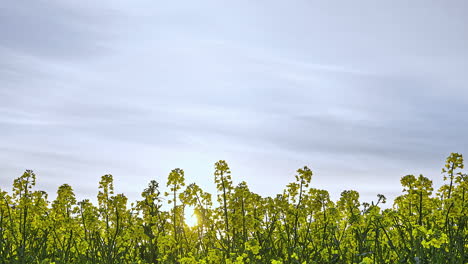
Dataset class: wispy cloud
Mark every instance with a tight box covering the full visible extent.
[0,0,467,204]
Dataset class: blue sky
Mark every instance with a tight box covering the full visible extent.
[1,0,467,204]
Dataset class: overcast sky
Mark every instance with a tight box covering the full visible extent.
[1,0,467,204]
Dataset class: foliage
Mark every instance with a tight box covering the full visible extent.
[0,153,466,263]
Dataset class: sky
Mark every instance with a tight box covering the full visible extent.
[1,0,467,205]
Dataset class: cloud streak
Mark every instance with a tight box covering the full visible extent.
[1,0,467,204]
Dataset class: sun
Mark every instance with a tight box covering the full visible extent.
[184,206,199,227]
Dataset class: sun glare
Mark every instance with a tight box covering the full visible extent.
[184,206,198,227]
